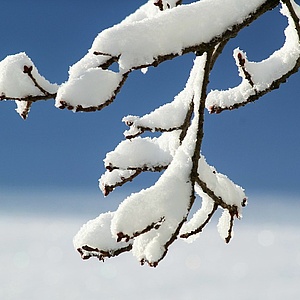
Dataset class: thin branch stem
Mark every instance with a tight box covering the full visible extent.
[77,244,133,261]
[196,177,240,216]
[23,65,53,96]
[102,170,142,196]
[210,38,230,71]
[283,0,300,36]
[180,202,218,239]
[209,54,300,114]
[210,0,300,114]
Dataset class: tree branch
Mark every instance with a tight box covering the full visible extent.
[180,202,218,239]
[208,0,300,114]
[196,177,240,216]
[77,244,133,261]
[100,169,142,196]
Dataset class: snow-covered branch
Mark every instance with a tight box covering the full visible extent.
[57,0,300,267]
[74,212,133,261]
[2,0,300,267]
[0,0,279,116]
[0,53,58,119]
[55,0,278,113]
[76,51,246,266]
[207,0,300,113]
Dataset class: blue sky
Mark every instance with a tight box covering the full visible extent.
[0,1,300,197]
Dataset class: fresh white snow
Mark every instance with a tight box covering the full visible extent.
[206,1,300,111]
[0,53,58,99]
[54,0,268,110]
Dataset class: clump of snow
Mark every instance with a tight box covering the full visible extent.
[198,156,246,211]
[110,137,194,264]
[15,100,29,117]
[90,0,266,71]
[180,155,246,242]
[0,52,58,99]
[100,131,182,195]
[55,68,122,109]
[104,136,173,170]
[217,210,233,241]
[73,211,131,253]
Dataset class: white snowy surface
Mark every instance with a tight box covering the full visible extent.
[1,190,300,300]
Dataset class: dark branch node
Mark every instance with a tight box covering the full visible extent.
[241,197,248,207]
[23,65,33,74]
[23,65,53,97]
[154,0,164,11]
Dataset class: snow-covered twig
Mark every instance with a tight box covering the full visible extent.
[0,0,279,117]
[207,0,300,114]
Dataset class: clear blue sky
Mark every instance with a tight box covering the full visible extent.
[0,0,300,199]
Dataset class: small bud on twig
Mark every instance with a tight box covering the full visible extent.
[237,52,245,67]
[23,65,33,74]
